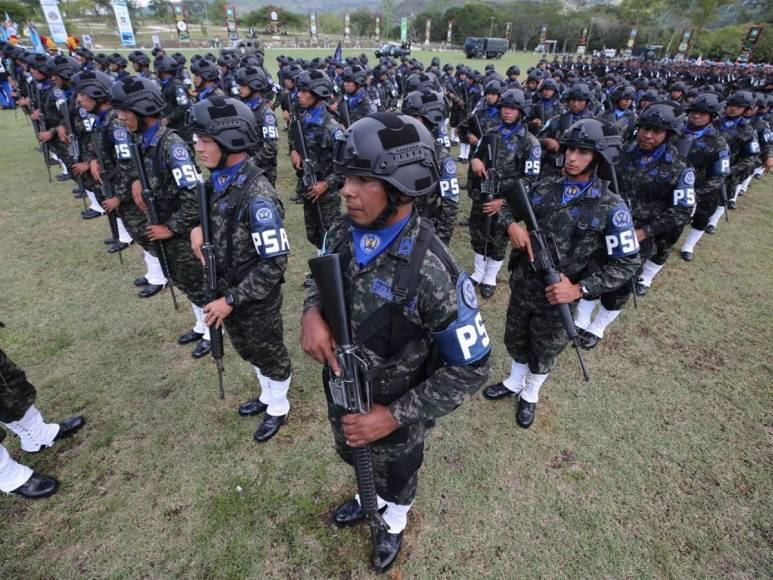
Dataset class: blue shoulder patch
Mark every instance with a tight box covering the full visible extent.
[249,197,289,258]
[673,167,696,208]
[169,142,199,189]
[604,203,639,257]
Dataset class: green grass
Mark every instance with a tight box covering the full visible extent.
[0,102,771,578]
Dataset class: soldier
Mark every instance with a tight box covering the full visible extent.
[0,336,85,499]
[457,78,502,163]
[189,96,293,443]
[154,55,192,143]
[715,91,759,210]
[372,65,398,111]
[234,65,279,187]
[217,51,240,97]
[574,105,695,348]
[539,83,596,177]
[529,77,561,132]
[190,58,223,102]
[597,83,637,141]
[108,53,130,81]
[484,119,639,428]
[342,65,375,123]
[301,113,490,572]
[679,93,731,262]
[469,88,542,298]
[128,50,160,86]
[289,70,345,251]
[401,90,460,245]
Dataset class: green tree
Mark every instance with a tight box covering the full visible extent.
[350,8,375,38]
[0,0,33,23]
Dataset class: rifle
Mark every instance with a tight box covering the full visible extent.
[308,253,387,548]
[129,141,180,311]
[197,181,226,400]
[479,133,500,265]
[608,166,637,310]
[289,112,317,191]
[503,180,590,382]
[58,97,88,210]
[32,83,52,182]
[94,127,124,265]
[339,96,351,129]
[469,113,484,140]
[719,181,730,222]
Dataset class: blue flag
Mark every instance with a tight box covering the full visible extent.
[28,24,45,53]
[334,41,342,62]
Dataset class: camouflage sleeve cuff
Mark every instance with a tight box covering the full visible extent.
[579,276,603,297]
[388,392,426,426]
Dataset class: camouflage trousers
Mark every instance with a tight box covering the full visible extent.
[599,237,657,311]
[415,194,457,246]
[117,202,151,250]
[165,235,206,306]
[0,347,36,424]
[692,187,722,231]
[323,367,428,505]
[504,265,571,375]
[222,286,291,381]
[302,191,341,250]
[469,195,509,260]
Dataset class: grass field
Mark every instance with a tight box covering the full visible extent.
[0,100,771,577]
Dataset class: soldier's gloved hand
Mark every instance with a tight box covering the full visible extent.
[301,307,341,376]
[342,404,400,447]
[545,273,582,305]
[471,158,487,178]
[190,226,204,265]
[508,223,533,262]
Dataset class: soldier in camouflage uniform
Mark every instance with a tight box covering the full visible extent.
[234,65,279,187]
[0,335,85,499]
[679,93,731,262]
[539,83,596,178]
[596,83,637,142]
[402,90,459,245]
[528,77,561,132]
[484,119,639,429]
[189,96,292,443]
[70,72,106,221]
[37,56,80,183]
[301,113,490,573]
[190,58,224,102]
[715,91,760,210]
[741,93,773,190]
[372,65,398,111]
[469,89,542,298]
[154,55,192,143]
[457,78,502,162]
[574,106,695,349]
[341,65,375,124]
[128,50,160,87]
[289,70,345,250]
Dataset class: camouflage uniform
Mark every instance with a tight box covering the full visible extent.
[344,87,375,124]
[598,143,695,309]
[304,212,490,505]
[714,115,759,201]
[596,107,637,142]
[0,347,36,423]
[539,108,595,177]
[413,127,459,245]
[682,124,730,232]
[244,94,279,186]
[501,177,640,373]
[469,122,541,261]
[109,123,150,249]
[160,76,192,142]
[289,102,344,249]
[207,158,291,382]
[137,123,205,305]
[42,86,75,173]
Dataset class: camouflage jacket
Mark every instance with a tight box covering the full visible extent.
[160,77,191,133]
[304,211,490,426]
[714,115,759,177]
[414,135,459,242]
[749,114,772,160]
[344,88,376,123]
[244,95,279,169]
[207,159,288,307]
[681,124,730,200]
[616,143,695,239]
[597,108,637,142]
[136,123,200,236]
[459,103,500,140]
[91,109,137,201]
[529,97,561,125]
[471,121,542,199]
[288,102,345,194]
[502,176,641,296]
[73,104,98,162]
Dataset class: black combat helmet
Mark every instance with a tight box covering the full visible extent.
[128,50,150,67]
[636,101,683,133]
[154,55,178,75]
[188,95,259,153]
[190,58,220,82]
[51,56,81,81]
[560,118,623,179]
[235,66,271,93]
[401,90,447,128]
[72,70,114,101]
[499,88,529,113]
[296,70,333,99]
[110,76,166,116]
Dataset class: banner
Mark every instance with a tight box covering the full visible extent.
[225,5,237,42]
[28,24,46,53]
[39,0,68,44]
[171,2,189,42]
[81,33,93,50]
[344,12,351,43]
[424,18,431,45]
[111,0,136,47]
[447,20,453,45]
[400,17,408,43]
[375,15,380,42]
[152,34,161,48]
[309,12,318,44]
[539,24,547,48]
[577,26,589,55]
[677,29,692,55]
[626,27,638,49]
[739,25,764,61]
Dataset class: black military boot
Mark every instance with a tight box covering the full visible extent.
[634,282,649,297]
[680,250,694,262]
[238,398,267,417]
[177,330,204,345]
[53,416,85,442]
[133,276,149,287]
[11,473,59,499]
[577,329,602,350]
[138,284,164,298]
[191,339,211,359]
[516,398,537,429]
[483,382,517,400]
[372,527,404,573]
[253,413,287,443]
[480,284,495,298]
[333,498,364,527]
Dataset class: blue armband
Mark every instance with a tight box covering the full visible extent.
[605,204,639,257]
[438,158,460,202]
[673,168,696,208]
[249,198,289,258]
[169,143,199,189]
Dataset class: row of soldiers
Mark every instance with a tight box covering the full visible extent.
[0,41,771,572]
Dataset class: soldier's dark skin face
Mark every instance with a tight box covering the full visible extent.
[725,105,745,118]
[116,109,139,132]
[563,146,595,179]
[297,89,316,109]
[617,98,632,110]
[637,126,668,151]
[500,106,521,124]
[76,92,97,113]
[687,111,711,129]
[568,99,587,114]
[31,69,45,81]
[541,89,555,99]
[343,80,357,94]
[341,176,411,228]
[485,93,499,105]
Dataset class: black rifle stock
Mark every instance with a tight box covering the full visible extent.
[58,98,87,210]
[289,114,317,191]
[31,83,52,182]
[94,129,124,265]
[480,133,500,264]
[130,141,180,311]
[504,180,590,382]
[308,253,387,544]
[197,181,226,399]
[719,181,730,222]
[338,96,351,129]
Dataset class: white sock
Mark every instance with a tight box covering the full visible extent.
[116,218,133,244]
[586,305,622,339]
[0,444,33,494]
[470,253,486,284]
[502,360,529,394]
[59,161,69,175]
[482,259,504,286]
[191,303,211,340]
[459,142,470,159]
[753,166,765,177]
[355,492,389,510]
[731,184,741,201]
[450,127,459,143]
[86,190,105,214]
[3,406,60,453]
[382,501,413,534]
[255,367,291,417]
[143,250,167,286]
[741,175,752,192]
[520,371,549,404]
[681,227,704,254]
[708,206,725,228]
[574,298,598,330]
[637,259,664,288]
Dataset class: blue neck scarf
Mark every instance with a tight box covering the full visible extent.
[561,177,593,205]
[351,212,412,267]
[141,121,161,149]
[636,143,666,167]
[211,159,247,193]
